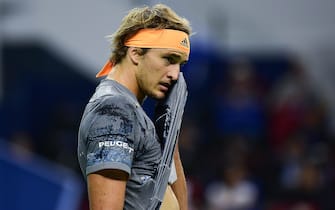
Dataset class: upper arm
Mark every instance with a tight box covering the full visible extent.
[85,96,136,176]
[88,169,128,210]
[83,97,137,209]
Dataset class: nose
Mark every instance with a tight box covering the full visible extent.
[167,64,180,81]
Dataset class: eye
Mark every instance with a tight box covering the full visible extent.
[163,56,176,64]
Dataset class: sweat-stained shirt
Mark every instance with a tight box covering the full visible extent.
[77,79,162,209]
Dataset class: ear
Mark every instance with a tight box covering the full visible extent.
[128,47,142,65]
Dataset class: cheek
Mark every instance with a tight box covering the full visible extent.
[140,56,167,83]
[137,66,156,89]
[145,62,165,79]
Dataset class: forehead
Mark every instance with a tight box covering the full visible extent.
[151,48,189,60]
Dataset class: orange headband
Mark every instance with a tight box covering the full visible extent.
[125,29,190,55]
[96,29,190,77]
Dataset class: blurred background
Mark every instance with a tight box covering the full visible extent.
[1,0,335,209]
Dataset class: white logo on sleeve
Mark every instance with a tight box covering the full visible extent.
[98,140,134,153]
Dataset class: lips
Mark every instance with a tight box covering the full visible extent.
[159,82,170,92]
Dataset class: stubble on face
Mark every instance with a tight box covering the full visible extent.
[136,48,188,100]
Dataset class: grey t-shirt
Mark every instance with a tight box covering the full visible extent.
[78,79,162,209]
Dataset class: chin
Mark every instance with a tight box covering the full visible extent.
[154,94,165,100]
[150,91,166,100]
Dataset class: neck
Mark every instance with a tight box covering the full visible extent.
[106,61,145,102]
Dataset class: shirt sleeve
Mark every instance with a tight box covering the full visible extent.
[84,96,136,176]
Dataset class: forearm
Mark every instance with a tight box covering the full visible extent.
[171,145,188,210]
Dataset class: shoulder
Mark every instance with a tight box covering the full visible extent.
[94,94,138,117]
[85,94,138,139]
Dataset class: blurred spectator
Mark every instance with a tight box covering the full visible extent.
[279,133,308,190]
[268,135,335,210]
[267,59,328,154]
[270,158,331,210]
[213,57,265,141]
[187,176,205,210]
[204,158,259,210]
[265,58,335,209]
[204,139,259,210]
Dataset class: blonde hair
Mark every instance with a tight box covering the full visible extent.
[107,4,192,64]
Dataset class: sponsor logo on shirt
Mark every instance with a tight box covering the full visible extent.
[98,140,134,153]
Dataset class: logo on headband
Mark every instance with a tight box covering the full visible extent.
[180,38,189,48]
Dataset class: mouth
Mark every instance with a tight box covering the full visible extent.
[159,82,171,92]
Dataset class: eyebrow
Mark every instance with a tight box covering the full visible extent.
[168,52,188,64]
